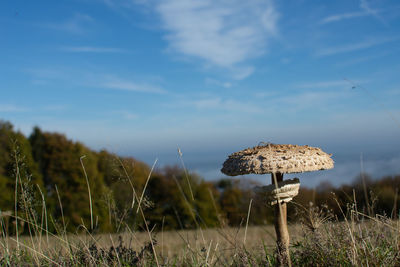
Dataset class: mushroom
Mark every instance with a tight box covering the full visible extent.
[221,144,334,265]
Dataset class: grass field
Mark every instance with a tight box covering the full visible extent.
[1,148,399,266]
[1,211,399,266]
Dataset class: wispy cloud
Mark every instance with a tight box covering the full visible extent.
[189,97,262,113]
[0,104,28,112]
[205,78,232,88]
[102,0,146,9]
[156,0,279,73]
[0,104,67,113]
[100,78,166,94]
[60,46,126,53]
[114,110,139,120]
[321,11,368,24]
[45,13,94,34]
[320,0,385,25]
[315,37,396,57]
[359,0,384,22]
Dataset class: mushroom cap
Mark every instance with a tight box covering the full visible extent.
[221,144,334,176]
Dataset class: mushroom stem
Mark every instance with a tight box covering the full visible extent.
[271,173,291,266]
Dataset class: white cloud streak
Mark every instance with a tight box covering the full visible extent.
[156,0,279,70]
[45,13,94,34]
[114,110,139,120]
[189,97,262,113]
[360,0,383,21]
[321,11,368,24]
[0,104,28,112]
[320,0,385,25]
[101,78,167,94]
[205,78,232,88]
[60,46,126,53]
[316,37,396,57]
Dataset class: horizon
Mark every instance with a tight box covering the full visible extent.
[1,0,400,187]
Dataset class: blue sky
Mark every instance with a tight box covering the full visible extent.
[1,0,400,187]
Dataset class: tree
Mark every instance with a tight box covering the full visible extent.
[29,129,111,232]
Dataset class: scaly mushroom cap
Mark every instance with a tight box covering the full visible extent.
[221,144,334,176]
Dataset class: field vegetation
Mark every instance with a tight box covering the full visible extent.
[1,119,400,266]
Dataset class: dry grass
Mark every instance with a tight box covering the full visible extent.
[1,208,400,266]
[1,224,302,260]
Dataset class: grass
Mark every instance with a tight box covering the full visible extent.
[1,149,400,266]
[0,225,301,266]
[1,210,399,266]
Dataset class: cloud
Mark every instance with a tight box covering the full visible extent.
[0,104,67,114]
[45,13,94,34]
[60,46,126,53]
[320,0,384,25]
[100,78,167,94]
[189,97,262,113]
[156,0,279,70]
[359,0,384,22]
[320,11,368,24]
[103,0,146,9]
[0,104,28,112]
[315,37,396,57]
[231,66,255,80]
[205,78,232,88]
[114,110,139,120]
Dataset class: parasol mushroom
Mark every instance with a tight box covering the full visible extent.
[221,143,334,266]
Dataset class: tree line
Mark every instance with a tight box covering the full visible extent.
[0,120,399,234]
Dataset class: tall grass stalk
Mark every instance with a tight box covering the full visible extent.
[54,185,67,239]
[13,149,20,252]
[116,156,138,209]
[80,155,93,230]
[178,147,195,201]
[360,153,372,216]
[36,184,49,245]
[172,174,206,246]
[136,158,157,214]
[244,198,253,245]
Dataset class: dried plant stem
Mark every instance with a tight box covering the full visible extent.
[13,149,20,252]
[10,237,61,266]
[138,202,160,267]
[243,199,253,245]
[117,157,160,266]
[136,158,158,213]
[178,147,195,201]
[80,155,93,230]
[116,156,138,209]
[18,172,39,264]
[36,184,49,244]
[172,174,206,245]
[360,153,372,216]
[55,185,67,239]
[161,216,165,258]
